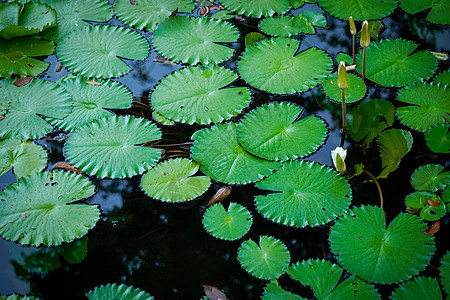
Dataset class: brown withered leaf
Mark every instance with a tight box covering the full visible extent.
[0,116,5,121]
[426,198,440,207]
[203,285,227,300]
[130,0,136,4]
[210,5,225,10]
[14,77,32,87]
[52,162,83,174]
[55,62,63,73]
[42,7,50,14]
[199,6,210,16]
[169,8,178,17]
[207,186,231,207]
[86,80,102,86]
[423,221,440,235]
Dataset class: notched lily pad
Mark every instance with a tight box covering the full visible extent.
[425,123,450,154]
[259,11,326,37]
[86,283,154,300]
[376,129,413,178]
[411,164,450,192]
[219,0,291,18]
[318,0,397,21]
[391,276,443,300]
[322,72,366,103]
[0,139,47,178]
[405,191,445,221]
[400,0,450,25]
[203,202,252,240]
[262,282,305,299]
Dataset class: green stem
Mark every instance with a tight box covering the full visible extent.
[340,89,347,147]
[362,48,366,80]
[364,169,384,209]
[352,35,355,64]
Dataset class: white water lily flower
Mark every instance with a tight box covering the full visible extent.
[331,147,347,174]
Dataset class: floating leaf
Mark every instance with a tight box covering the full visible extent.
[318,0,397,21]
[236,102,327,161]
[86,283,154,300]
[322,72,366,103]
[152,111,175,126]
[47,77,133,131]
[190,122,281,184]
[0,295,39,300]
[296,10,327,33]
[329,205,435,284]
[336,52,353,66]
[0,139,47,178]
[411,164,450,192]
[259,11,326,37]
[140,158,210,202]
[152,16,239,65]
[376,129,413,178]
[261,282,305,300]
[405,191,445,221]
[203,202,252,241]
[245,32,265,47]
[219,0,291,17]
[356,39,437,87]
[326,275,380,300]
[347,98,395,145]
[57,25,149,78]
[434,70,450,85]
[290,0,306,8]
[255,160,351,228]
[400,0,450,25]
[237,236,290,280]
[396,83,449,132]
[150,65,251,125]
[65,115,161,179]
[0,171,99,247]
[0,78,72,140]
[441,253,450,295]
[426,123,450,154]
[113,0,193,31]
[238,38,332,94]
[391,276,443,300]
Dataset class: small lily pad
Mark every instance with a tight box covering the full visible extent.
[376,129,413,178]
[318,0,397,21]
[411,164,450,192]
[0,139,47,178]
[391,276,443,300]
[259,11,326,37]
[262,282,305,300]
[219,0,291,18]
[435,70,450,85]
[405,191,446,221]
[425,123,450,154]
[336,52,353,66]
[322,72,366,103]
[86,283,154,300]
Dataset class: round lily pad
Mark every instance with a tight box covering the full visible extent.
[140,158,211,202]
[219,0,291,18]
[86,283,154,300]
[203,202,252,240]
[329,205,435,284]
[411,164,450,192]
[0,139,47,178]
[318,0,397,21]
[236,102,328,161]
[65,115,161,179]
[322,72,366,103]
[152,16,239,65]
[57,25,149,78]
[377,129,413,179]
[238,235,290,280]
[425,123,450,154]
[238,37,332,94]
[0,171,99,247]
[150,65,251,125]
[391,276,443,300]
[255,160,352,228]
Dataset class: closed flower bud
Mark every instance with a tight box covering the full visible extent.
[331,147,347,174]
[337,61,347,90]
[349,16,357,35]
[360,20,370,49]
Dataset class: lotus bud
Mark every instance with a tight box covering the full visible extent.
[337,61,347,90]
[360,21,370,49]
[349,16,357,35]
[331,147,347,174]
[431,52,448,61]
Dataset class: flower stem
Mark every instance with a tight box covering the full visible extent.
[362,48,366,80]
[352,35,356,64]
[340,89,347,148]
[364,169,384,209]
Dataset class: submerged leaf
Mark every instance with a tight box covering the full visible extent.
[376,129,413,178]
[318,0,397,21]
[391,276,443,300]
[0,139,47,178]
[411,164,450,192]
[425,123,450,154]
[220,0,291,17]
[86,283,154,300]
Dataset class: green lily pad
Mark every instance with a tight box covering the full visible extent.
[140,158,211,202]
[236,102,328,161]
[326,275,380,299]
[219,0,291,17]
[190,122,281,185]
[86,283,154,300]
[245,32,265,47]
[57,25,149,78]
[0,78,72,140]
[411,164,450,192]
[347,98,395,145]
[114,0,193,31]
[425,123,450,154]
[0,139,47,178]
[259,11,326,37]
[318,0,397,21]
[1,296,39,300]
[150,65,251,125]
[238,235,290,280]
[400,0,450,25]
[238,37,332,94]
[0,170,99,247]
[329,205,435,284]
[262,282,305,300]
[391,276,443,300]
[152,16,239,65]
[47,77,133,132]
[322,72,366,103]
[0,2,56,40]
[441,253,450,295]
[202,202,252,240]
[152,111,175,126]
[396,83,449,132]
[65,115,161,179]
[376,129,413,178]
[405,191,445,221]
[356,39,437,87]
[0,35,55,77]
[255,160,352,228]
[0,95,8,116]
[434,70,450,85]
[291,0,306,8]
[336,52,353,66]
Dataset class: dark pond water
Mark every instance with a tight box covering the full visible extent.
[1,2,449,299]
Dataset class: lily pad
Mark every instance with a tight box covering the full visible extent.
[405,191,446,221]
[0,78,72,140]
[441,253,450,295]
[219,0,291,18]
[336,52,353,66]
[140,158,211,202]
[238,37,333,94]
[65,115,161,179]
[318,0,397,21]
[150,65,251,125]
[0,170,99,247]
[236,102,328,161]
[425,123,450,154]
[259,11,326,37]
[202,202,252,240]
[1,296,39,300]
[411,164,450,192]
[245,32,265,47]
[255,160,352,228]
[356,39,437,87]
[391,276,443,300]
[190,122,281,185]
[376,129,413,178]
[322,72,366,103]
[57,25,149,78]
[329,205,435,284]
[152,16,239,65]
[400,0,450,25]
[237,235,290,280]
[262,282,305,300]
[435,70,450,85]
[0,139,47,178]
[113,0,194,31]
[396,83,449,132]
[152,111,175,126]
[86,283,154,300]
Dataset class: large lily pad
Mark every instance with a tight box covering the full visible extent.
[86,283,154,300]
[65,115,161,179]
[152,16,239,65]
[255,160,352,228]
[318,0,397,21]
[57,25,149,78]
[150,65,251,125]
[425,124,450,154]
[411,164,450,192]
[329,205,435,284]
[0,139,47,178]
[376,129,413,178]
[391,276,443,300]
[0,170,99,247]
[236,102,328,161]
[238,37,332,94]
[322,72,367,103]
[219,0,291,18]
[356,39,437,87]
[0,78,72,140]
